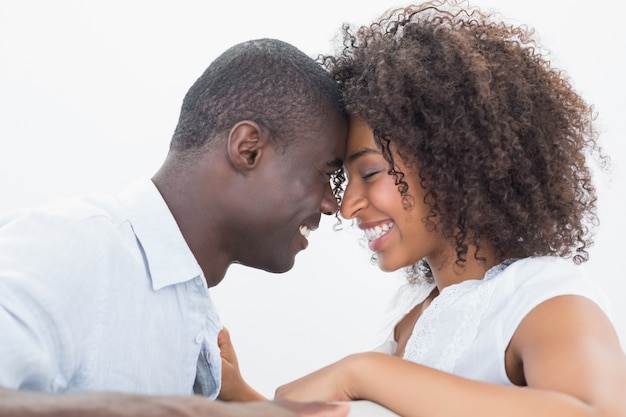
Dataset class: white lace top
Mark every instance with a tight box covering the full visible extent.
[373,256,611,384]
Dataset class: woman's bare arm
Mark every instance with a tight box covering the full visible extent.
[276,295,626,417]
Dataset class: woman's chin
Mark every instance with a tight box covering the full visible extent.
[376,258,403,273]
[376,254,421,273]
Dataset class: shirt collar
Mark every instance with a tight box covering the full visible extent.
[117,177,203,291]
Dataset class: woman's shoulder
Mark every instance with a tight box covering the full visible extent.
[501,256,599,290]
[493,256,612,320]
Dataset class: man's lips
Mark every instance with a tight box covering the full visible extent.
[299,224,311,238]
[299,221,319,239]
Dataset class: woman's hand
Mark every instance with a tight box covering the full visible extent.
[275,355,361,403]
[217,327,266,402]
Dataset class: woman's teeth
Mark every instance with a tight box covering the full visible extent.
[299,225,311,238]
[364,222,394,241]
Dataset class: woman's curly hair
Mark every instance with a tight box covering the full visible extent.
[323,0,607,281]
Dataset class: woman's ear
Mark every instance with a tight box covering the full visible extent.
[227,121,268,172]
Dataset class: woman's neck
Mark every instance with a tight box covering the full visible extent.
[428,246,498,291]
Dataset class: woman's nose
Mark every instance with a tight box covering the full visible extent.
[339,180,366,219]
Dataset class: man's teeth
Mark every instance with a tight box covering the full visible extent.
[364,222,394,241]
[299,225,311,238]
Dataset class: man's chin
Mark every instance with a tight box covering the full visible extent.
[240,256,297,275]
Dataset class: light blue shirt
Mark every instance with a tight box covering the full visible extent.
[0,178,222,398]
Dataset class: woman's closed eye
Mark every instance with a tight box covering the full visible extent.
[361,169,382,180]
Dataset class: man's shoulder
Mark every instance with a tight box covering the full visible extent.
[0,191,137,266]
[1,192,127,230]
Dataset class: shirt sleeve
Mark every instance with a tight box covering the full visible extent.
[0,208,86,391]
[0,296,63,390]
[498,257,612,359]
[368,281,437,351]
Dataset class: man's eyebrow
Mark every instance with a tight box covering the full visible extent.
[326,158,344,170]
[346,148,380,164]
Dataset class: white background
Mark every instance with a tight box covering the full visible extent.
[1,0,624,398]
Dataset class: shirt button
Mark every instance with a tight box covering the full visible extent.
[194,277,203,286]
[206,352,211,361]
[195,333,203,344]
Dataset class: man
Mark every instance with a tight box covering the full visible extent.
[0,38,348,417]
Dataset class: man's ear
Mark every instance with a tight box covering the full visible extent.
[227,121,268,172]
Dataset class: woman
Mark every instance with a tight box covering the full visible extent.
[273,1,626,416]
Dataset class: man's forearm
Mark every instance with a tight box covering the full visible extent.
[0,388,220,417]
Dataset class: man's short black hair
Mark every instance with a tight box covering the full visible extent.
[170,38,345,151]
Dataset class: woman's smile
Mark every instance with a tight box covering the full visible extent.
[361,220,395,251]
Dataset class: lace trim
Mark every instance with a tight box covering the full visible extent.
[403,259,516,372]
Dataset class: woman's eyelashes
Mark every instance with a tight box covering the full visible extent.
[360,162,386,180]
[344,166,382,183]
[361,170,381,180]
